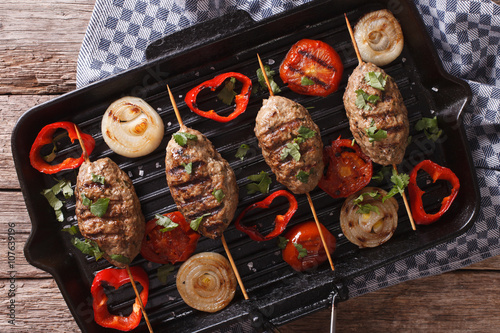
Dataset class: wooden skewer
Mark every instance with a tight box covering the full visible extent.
[393,164,416,231]
[344,14,416,231]
[344,14,363,65]
[74,124,154,332]
[166,85,249,300]
[256,55,335,271]
[257,54,274,97]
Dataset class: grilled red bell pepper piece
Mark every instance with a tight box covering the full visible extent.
[91,266,149,331]
[184,72,252,122]
[408,160,460,225]
[29,121,95,174]
[235,190,298,241]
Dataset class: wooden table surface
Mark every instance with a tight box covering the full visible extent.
[2,1,500,332]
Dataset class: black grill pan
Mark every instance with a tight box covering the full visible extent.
[13,0,479,332]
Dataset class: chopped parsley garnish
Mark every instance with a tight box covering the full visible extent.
[212,189,225,202]
[301,76,315,86]
[355,89,380,110]
[173,132,198,146]
[296,170,310,183]
[277,236,289,250]
[81,193,91,207]
[372,166,392,182]
[41,178,73,222]
[281,142,301,161]
[235,144,250,160]
[157,264,175,285]
[91,173,105,185]
[383,169,410,202]
[110,254,130,264]
[190,213,211,231]
[256,65,281,94]
[293,243,308,259]
[415,116,442,141]
[297,126,316,139]
[365,71,387,91]
[181,162,193,174]
[217,77,238,105]
[366,120,388,143]
[90,198,110,218]
[62,225,79,235]
[71,238,104,261]
[246,171,272,194]
[155,214,179,232]
[352,192,381,215]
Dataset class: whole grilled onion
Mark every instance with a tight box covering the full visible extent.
[101,96,164,158]
[176,252,236,313]
[340,187,398,248]
[354,9,404,66]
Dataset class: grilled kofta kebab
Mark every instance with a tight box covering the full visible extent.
[165,126,239,240]
[75,157,145,267]
[254,95,324,193]
[343,62,409,166]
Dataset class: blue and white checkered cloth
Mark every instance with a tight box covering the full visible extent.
[76,0,500,298]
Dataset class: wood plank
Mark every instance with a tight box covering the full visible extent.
[0,95,53,189]
[0,0,95,95]
[281,270,500,333]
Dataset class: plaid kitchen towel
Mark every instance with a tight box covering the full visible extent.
[76,0,500,298]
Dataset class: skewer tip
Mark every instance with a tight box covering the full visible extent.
[166,85,185,129]
[125,265,154,333]
[256,53,274,97]
[392,164,416,231]
[344,13,363,65]
[73,124,90,162]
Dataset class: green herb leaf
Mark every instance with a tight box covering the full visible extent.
[277,236,289,250]
[257,65,281,94]
[235,144,250,160]
[246,171,272,194]
[281,142,301,161]
[366,120,388,143]
[190,213,211,231]
[91,173,105,185]
[157,264,175,285]
[372,166,392,182]
[297,126,316,139]
[383,169,410,202]
[415,116,442,141]
[355,89,380,110]
[81,193,91,207]
[110,254,131,264]
[217,77,238,105]
[352,191,381,206]
[293,243,308,259]
[155,214,179,232]
[356,203,380,215]
[212,189,225,202]
[296,170,310,184]
[41,188,64,222]
[71,238,104,261]
[43,143,58,162]
[365,71,387,91]
[90,198,110,218]
[62,225,79,235]
[301,76,315,86]
[181,162,193,175]
[173,132,198,146]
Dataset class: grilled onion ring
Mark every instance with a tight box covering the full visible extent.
[354,9,404,66]
[101,96,164,158]
[340,187,398,248]
[176,252,236,313]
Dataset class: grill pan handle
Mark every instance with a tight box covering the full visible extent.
[145,10,255,61]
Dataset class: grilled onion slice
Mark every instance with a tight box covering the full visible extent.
[176,252,236,313]
[101,96,164,158]
[340,187,398,248]
[354,9,404,66]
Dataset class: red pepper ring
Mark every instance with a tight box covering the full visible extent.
[235,190,298,242]
[29,121,95,174]
[184,72,252,123]
[91,266,149,331]
[408,160,460,225]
